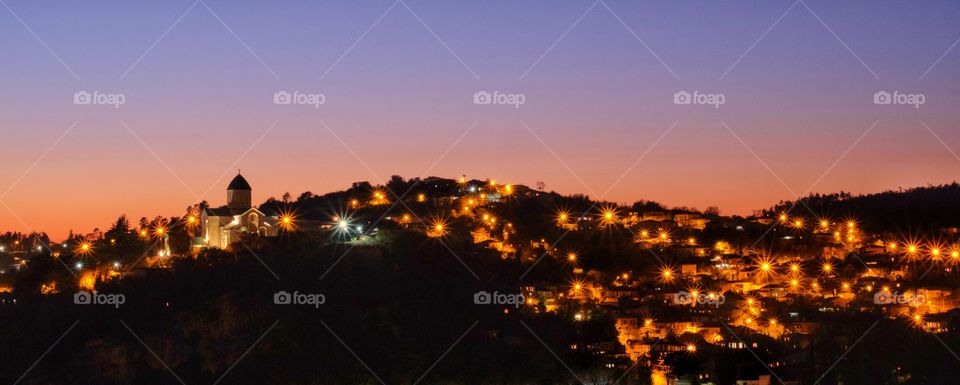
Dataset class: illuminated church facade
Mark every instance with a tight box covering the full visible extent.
[201,173,279,249]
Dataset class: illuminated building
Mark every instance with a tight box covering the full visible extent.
[200,173,280,248]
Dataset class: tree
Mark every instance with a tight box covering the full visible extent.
[386,175,409,197]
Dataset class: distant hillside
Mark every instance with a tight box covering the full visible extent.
[256,175,960,235]
[763,183,960,232]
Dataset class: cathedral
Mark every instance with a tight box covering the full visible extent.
[200,173,279,248]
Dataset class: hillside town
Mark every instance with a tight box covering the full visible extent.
[2,175,960,384]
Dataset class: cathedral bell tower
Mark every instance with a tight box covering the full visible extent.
[226,172,252,210]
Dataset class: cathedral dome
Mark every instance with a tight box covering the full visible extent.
[227,173,252,191]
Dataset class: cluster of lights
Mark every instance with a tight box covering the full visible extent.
[779,214,861,234]
[887,239,960,262]
[40,178,960,337]
[371,190,389,205]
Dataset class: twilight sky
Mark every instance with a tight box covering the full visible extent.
[1,0,959,239]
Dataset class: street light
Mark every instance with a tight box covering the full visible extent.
[821,263,833,274]
[279,212,296,230]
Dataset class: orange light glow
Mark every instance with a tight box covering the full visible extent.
[660,266,675,282]
[79,272,97,291]
[428,219,448,237]
[599,206,619,226]
[371,190,388,205]
[279,213,295,230]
